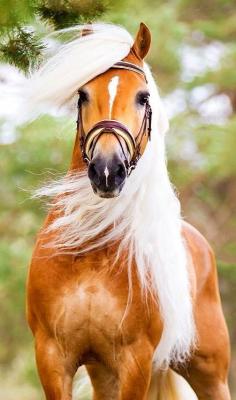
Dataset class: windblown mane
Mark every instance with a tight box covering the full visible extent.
[28,23,195,367]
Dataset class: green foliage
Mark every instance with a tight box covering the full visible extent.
[178,0,236,23]
[0,0,37,29]
[194,14,236,41]
[186,47,236,92]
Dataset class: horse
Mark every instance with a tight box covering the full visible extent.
[26,23,231,400]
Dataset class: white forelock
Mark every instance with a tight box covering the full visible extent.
[25,24,133,117]
[32,24,195,367]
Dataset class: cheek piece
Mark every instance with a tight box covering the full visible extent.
[76,61,152,176]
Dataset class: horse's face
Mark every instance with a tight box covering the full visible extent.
[77,23,151,198]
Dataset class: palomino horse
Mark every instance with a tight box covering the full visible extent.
[27,23,230,399]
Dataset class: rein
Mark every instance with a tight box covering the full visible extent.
[77,61,152,175]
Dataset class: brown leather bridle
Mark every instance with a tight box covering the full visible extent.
[77,61,152,175]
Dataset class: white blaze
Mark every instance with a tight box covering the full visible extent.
[108,76,119,118]
[104,166,109,187]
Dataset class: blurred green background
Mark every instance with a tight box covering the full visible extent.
[0,0,235,399]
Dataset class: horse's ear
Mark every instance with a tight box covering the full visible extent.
[132,23,151,60]
[81,23,93,37]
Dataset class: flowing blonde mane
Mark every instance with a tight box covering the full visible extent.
[28,23,195,367]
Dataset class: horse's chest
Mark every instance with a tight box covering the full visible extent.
[52,274,143,349]
[61,281,122,331]
[29,256,161,362]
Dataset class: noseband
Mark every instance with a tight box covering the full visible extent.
[77,61,152,175]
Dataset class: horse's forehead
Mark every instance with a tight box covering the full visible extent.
[88,67,145,94]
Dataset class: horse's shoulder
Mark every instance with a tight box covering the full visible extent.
[182,221,218,296]
[182,221,213,256]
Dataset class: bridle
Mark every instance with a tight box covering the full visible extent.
[77,61,152,175]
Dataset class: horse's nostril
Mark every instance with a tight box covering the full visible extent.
[88,162,100,185]
[88,162,96,178]
[116,163,126,179]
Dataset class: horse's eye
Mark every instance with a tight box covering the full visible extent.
[136,91,150,106]
[78,89,89,105]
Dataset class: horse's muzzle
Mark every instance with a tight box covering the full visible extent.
[88,154,127,198]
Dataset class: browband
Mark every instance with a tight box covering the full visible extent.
[111,61,146,80]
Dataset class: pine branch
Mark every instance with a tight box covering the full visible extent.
[37,0,109,29]
[0,27,45,72]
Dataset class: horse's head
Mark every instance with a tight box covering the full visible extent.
[77,23,151,198]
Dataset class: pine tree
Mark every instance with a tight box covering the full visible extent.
[0,0,109,72]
